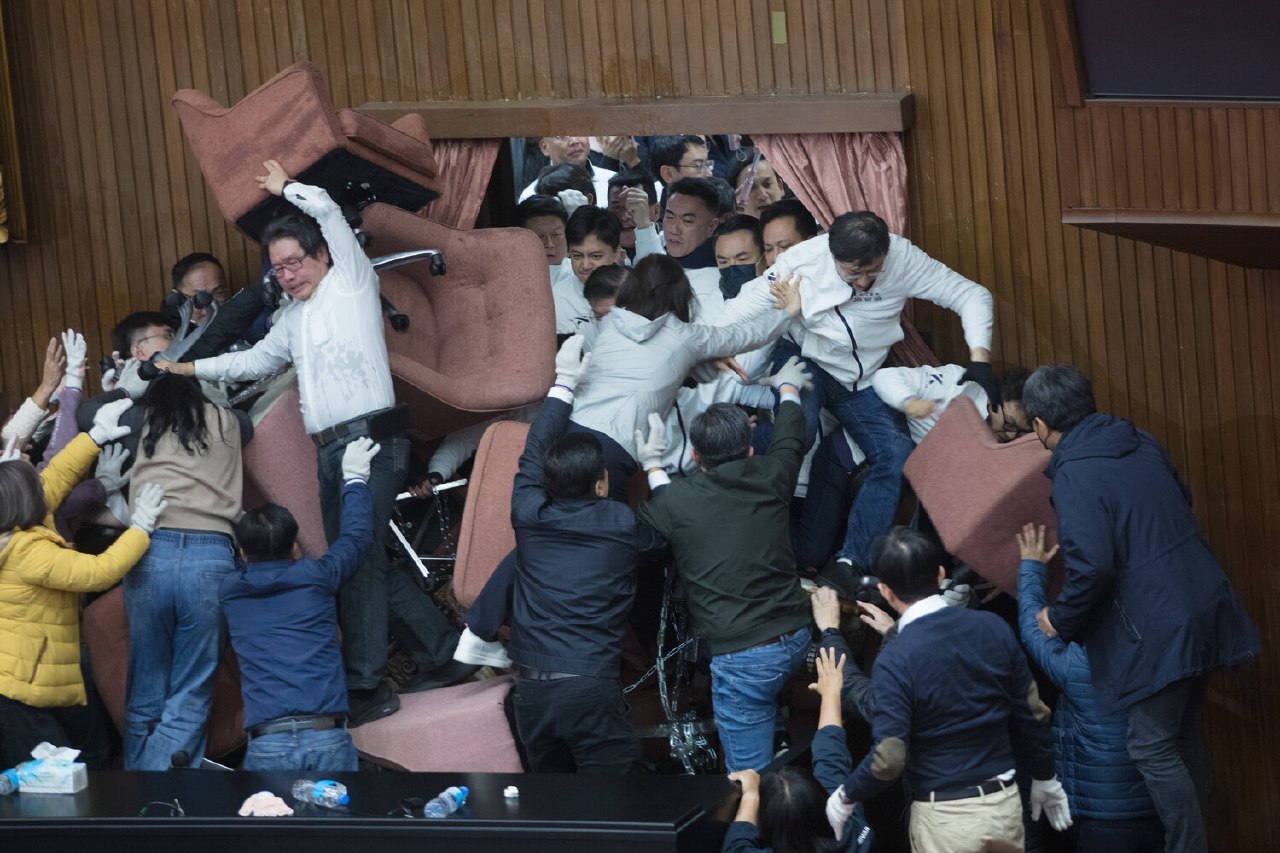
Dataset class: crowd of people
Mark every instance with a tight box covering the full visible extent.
[0,133,1259,853]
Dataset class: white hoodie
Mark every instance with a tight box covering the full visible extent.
[772,233,993,391]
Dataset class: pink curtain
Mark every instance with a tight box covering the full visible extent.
[753,132,939,368]
[421,138,501,230]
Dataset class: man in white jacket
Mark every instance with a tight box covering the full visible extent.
[871,364,1031,445]
[769,211,997,583]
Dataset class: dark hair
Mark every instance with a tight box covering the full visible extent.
[583,265,631,303]
[1022,364,1097,433]
[1001,367,1031,405]
[760,198,820,241]
[543,433,606,500]
[616,254,693,322]
[235,503,299,562]
[689,403,752,470]
[170,252,223,290]
[0,460,48,530]
[758,767,836,853]
[645,135,706,184]
[535,162,595,203]
[828,211,890,266]
[513,194,568,229]
[141,374,216,459]
[666,176,732,219]
[714,214,765,256]
[607,167,658,205]
[112,310,175,355]
[725,147,771,190]
[870,526,943,604]
[261,214,330,262]
[565,206,623,251]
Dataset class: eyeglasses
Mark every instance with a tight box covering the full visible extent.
[678,159,713,173]
[996,404,1032,439]
[270,256,307,276]
[835,262,884,284]
[136,330,174,345]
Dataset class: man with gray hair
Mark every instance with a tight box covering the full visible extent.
[636,356,814,772]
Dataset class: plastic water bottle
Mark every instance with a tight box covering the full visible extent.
[291,779,349,808]
[0,769,18,795]
[422,785,469,818]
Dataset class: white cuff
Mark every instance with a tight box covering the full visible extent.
[779,390,801,405]
[547,386,575,404]
[646,469,671,489]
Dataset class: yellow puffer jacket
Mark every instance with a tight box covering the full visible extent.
[0,433,149,707]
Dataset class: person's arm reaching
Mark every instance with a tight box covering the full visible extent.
[757,355,810,489]
[1014,524,1070,688]
[1044,471,1117,642]
[318,437,377,589]
[721,769,765,852]
[1004,625,1073,832]
[512,336,589,527]
[899,239,992,362]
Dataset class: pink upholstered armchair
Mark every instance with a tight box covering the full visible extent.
[359,203,556,447]
[172,61,442,241]
[903,398,1063,596]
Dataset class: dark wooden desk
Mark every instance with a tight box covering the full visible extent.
[0,769,740,852]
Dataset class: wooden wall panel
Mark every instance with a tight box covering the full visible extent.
[0,1,1276,847]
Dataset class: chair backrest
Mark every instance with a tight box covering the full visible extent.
[452,421,529,610]
[903,398,1062,595]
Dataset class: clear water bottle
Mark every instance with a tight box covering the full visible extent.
[422,785,469,818]
[291,779,349,808]
[0,768,18,795]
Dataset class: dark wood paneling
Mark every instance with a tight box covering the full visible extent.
[0,3,1276,848]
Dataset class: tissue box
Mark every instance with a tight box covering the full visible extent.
[17,759,88,794]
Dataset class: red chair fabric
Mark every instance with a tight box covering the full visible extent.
[903,398,1063,596]
[360,204,555,446]
[452,420,529,610]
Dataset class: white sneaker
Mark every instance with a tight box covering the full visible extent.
[453,626,513,669]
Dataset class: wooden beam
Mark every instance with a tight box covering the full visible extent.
[1064,208,1280,269]
[355,93,914,138]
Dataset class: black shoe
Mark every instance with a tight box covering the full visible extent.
[398,660,480,694]
[347,679,401,728]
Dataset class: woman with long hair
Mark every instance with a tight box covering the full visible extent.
[0,399,166,768]
[120,373,252,769]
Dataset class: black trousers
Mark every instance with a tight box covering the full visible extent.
[512,675,639,774]
[0,690,112,771]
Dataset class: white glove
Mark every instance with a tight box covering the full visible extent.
[825,786,856,841]
[114,359,151,400]
[94,443,131,493]
[554,334,591,391]
[633,412,668,471]
[88,398,134,445]
[341,436,381,483]
[759,355,813,393]
[1030,777,1072,831]
[557,188,589,215]
[129,482,168,534]
[941,578,972,608]
[238,791,294,817]
[61,329,87,391]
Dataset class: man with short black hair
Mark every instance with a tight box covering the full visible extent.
[508,337,666,774]
[713,214,766,298]
[771,210,995,587]
[645,135,714,186]
[514,195,569,267]
[165,253,229,328]
[1023,363,1259,853]
[759,198,821,267]
[606,169,662,259]
[550,206,626,336]
[637,356,815,772]
[220,438,380,771]
[828,525,1070,851]
[518,136,616,204]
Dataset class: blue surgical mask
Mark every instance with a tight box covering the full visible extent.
[719,264,757,300]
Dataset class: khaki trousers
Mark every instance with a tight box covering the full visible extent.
[908,782,1024,853]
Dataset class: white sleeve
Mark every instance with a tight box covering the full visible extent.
[684,275,790,358]
[633,225,666,262]
[427,419,495,481]
[281,182,375,296]
[196,317,294,383]
[1,398,48,446]
[900,241,993,352]
[871,367,933,411]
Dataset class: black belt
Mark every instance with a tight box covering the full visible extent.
[914,777,1013,803]
[248,714,347,738]
[517,666,582,681]
[311,404,409,448]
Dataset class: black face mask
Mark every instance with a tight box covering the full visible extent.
[719,264,757,300]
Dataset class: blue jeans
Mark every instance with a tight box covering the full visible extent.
[710,626,811,773]
[792,360,912,567]
[242,727,358,772]
[316,435,458,690]
[123,530,234,770]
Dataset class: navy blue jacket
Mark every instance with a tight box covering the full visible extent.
[843,605,1055,801]
[1044,414,1259,711]
[219,481,372,728]
[509,395,665,677]
[1018,559,1157,820]
[721,726,874,853]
